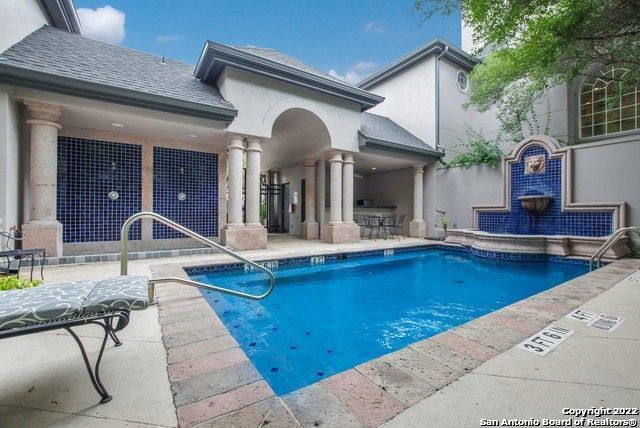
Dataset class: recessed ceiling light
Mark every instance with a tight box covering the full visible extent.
[188,133,198,138]
[111,122,124,128]
[371,167,377,170]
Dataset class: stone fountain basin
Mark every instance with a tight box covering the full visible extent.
[518,194,553,214]
[444,229,631,260]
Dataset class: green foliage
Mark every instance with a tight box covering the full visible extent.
[440,217,448,230]
[414,0,640,145]
[445,126,505,169]
[0,275,43,291]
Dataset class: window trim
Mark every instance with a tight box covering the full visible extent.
[456,70,469,93]
[578,67,639,141]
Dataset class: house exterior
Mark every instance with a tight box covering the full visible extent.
[0,0,638,259]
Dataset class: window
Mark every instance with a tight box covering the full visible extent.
[580,67,639,138]
[457,70,469,92]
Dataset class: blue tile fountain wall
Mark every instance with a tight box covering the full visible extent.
[477,145,612,237]
[153,147,218,239]
[57,137,142,242]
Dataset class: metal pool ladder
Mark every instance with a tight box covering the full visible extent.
[119,212,276,303]
[589,226,640,271]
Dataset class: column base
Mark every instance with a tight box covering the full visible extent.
[300,221,319,240]
[409,220,426,238]
[221,225,267,251]
[22,220,63,257]
[324,222,360,244]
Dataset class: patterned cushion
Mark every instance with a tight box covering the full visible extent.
[0,276,149,331]
[82,275,149,315]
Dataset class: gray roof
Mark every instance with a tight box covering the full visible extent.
[0,26,236,121]
[232,46,346,85]
[358,38,478,90]
[359,112,443,158]
[194,41,384,111]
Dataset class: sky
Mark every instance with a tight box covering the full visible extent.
[74,1,461,84]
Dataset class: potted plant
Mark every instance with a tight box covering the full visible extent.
[440,217,449,236]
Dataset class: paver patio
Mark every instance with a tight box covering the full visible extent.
[0,236,638,427]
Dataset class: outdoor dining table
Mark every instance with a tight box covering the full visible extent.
[364,215,395,239]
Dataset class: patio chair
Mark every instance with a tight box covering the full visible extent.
[1,226,46,280]
[379,216,396,240]
[354,214,366,238]
[0,275,149,403]
[391,214,406,239]
[362,216,381,239]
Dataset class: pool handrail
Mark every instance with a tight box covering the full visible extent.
[589,226,639,271]
[119,212,275,303]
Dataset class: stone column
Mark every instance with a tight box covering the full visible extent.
[244,138,262,227]
[342,154,355,224]
[409,164,427,238]
[226,136,245,227]
[329,152,343,224]
[221,135,267,251]
[22,100,63,256]
[324,152,360,243]
[300,159,318,239]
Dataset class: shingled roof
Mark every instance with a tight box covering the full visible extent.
[232,46,346,85]
[359,112,443,158]
[0,26,237,121]
[194,41,384,111]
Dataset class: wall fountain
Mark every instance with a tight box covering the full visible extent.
[446,136,629,260]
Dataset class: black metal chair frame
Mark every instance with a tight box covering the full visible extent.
[0,310,130,403]
[1,248,46,281]
[1,228,46,281]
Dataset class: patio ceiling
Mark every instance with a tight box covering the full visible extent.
[354,150,433,174]
[16,87,229,146]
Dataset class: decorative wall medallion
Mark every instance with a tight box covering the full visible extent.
[525,154,545,174]
[108,190,120,200]
[178,192,187,201]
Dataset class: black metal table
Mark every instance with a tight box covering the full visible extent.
[0,248,46,280]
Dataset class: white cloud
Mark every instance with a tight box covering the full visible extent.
[328,61,379,85]
[363,21,385,34]
[77,5,125,44]
[155,34,185,43]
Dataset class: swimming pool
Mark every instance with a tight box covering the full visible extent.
[188,248,587,395]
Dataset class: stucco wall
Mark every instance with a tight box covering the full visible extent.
[365,168,413,236]
[366,57,437,146]
[218,67,362,153]
[0,0,48,53]
[0,86,22,235]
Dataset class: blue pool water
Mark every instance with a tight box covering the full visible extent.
[190,249,587,395]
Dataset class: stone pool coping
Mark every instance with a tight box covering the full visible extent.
[150,246,640,427]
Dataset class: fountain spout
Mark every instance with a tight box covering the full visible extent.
[518,194,553,215]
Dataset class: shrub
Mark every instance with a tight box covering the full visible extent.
[0,275,43,291]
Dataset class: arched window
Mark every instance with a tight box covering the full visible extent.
[580,67,639,138]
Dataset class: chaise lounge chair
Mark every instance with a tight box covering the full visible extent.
[0,275,149,403]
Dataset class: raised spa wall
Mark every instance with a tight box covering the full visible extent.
[445,136,630,259]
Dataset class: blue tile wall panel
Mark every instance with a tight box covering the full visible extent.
[477,145,612,237]
[57,137,142,243]
[153,147,218,239]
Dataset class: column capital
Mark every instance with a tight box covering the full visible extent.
[227,135,245,151]
[329,152,344,163]
[245,137,262,153]
[303,159,317,167]
[343,154,355,165]
[24,100,62,128]
[413,164,425,174]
